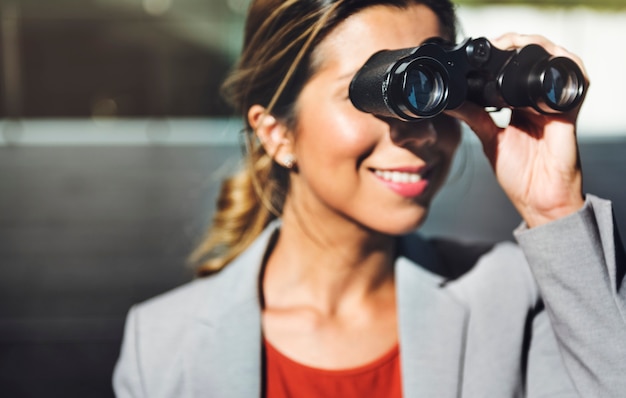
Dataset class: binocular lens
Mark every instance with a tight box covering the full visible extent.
[541,60,583,109]
[403,63,446,116]
[350,38,586,120]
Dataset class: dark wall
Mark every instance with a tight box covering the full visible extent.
[0,144,240,397]
[17,19,232,118]
[0,138,624,397]
[0,1,238,119]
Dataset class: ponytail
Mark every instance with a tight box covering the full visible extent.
[190,137,288,276]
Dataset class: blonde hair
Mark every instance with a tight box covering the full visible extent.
[191,0,457,276]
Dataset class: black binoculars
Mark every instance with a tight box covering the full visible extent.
[349,37,586,121]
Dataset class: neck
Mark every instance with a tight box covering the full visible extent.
[262,203,397,316]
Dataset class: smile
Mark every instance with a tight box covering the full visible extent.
[373,170,423,183]
[371,167,432,198]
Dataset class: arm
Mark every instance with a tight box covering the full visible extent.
[113,306,145,398]
[449,33,626,396]
[516,195,626,397]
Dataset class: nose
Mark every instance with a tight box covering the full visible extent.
[386,118,437,148]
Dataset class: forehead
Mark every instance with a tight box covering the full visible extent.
[313,4,443,76]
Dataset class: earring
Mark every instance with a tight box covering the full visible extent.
[281,154,296,169]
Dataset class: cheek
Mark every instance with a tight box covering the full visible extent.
[434,116,462,157]
[296,104,381,170]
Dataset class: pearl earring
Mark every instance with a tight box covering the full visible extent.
[281,154,296,169]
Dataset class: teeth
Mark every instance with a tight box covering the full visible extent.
[374,170,422,183]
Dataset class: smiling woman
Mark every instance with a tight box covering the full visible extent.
[113,0,626,397]
[252,4,460,239]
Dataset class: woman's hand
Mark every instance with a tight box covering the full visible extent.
[448,33,589,228]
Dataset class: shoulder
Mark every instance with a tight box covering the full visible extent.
[402,233,532,284]
[130,219,281,329]
[116,258,261,383]
[122,276,225,360]
[401,233,539,307]
[114,226,271,395]
[131,277,217,325]
[442,239,540,310]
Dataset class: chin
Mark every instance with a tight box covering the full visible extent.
[370,208,430,237]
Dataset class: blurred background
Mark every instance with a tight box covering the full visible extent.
[0,0,624,396]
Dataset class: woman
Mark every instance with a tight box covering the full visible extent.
[113,0,626,397]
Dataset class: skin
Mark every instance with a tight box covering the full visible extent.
[250,5,587,370]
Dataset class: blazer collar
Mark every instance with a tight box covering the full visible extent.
[187,222,468,398]
[396,234,469,398]
[186,220,280,398]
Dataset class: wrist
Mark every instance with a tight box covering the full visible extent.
[521,196,586,228]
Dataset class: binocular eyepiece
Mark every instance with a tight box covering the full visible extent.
[349,37,586,121]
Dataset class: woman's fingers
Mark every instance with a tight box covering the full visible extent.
[490,33,589,80]
[491,33,556,52]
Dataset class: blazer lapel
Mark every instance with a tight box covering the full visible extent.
[188,299,262,398]
[186,221,281,398]
[183,224,468,398]
[396,235,469,398]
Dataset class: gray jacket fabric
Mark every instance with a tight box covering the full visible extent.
[113,195,626,397]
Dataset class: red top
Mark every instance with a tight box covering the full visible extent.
[263,339,402,398]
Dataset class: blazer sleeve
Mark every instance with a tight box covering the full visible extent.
[113,306,145,398]
[515,194,626,397]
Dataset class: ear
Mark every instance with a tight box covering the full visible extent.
[248,104,295,167]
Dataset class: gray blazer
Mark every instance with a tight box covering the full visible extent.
[113,195,626,397]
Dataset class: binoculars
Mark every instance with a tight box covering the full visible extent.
[349,37,586,121]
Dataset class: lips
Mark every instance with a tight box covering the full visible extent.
[370,166,433,198]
